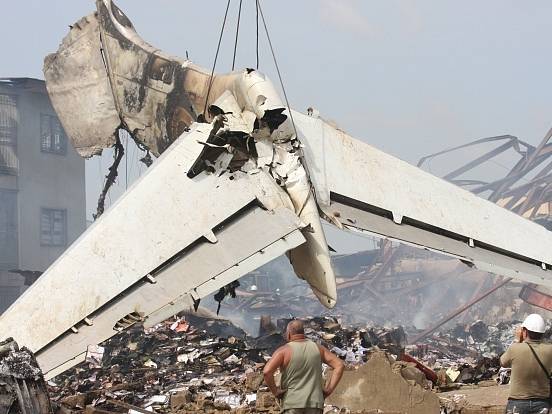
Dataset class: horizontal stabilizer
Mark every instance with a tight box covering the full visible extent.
[0,124,306,377]
[295,111,552,288]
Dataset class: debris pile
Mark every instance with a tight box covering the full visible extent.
[0,338,53,413]
[326,352,441,414]
[48,313,533,413]
[49,315,413,413]
[408,320,523,387]
[50,314,272,413]
[300,316,407,363]
[229,250,551,332]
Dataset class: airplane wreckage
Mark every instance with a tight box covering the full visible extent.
[2,0,552,382]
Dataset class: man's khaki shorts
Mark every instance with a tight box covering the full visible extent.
[282,409,323,414]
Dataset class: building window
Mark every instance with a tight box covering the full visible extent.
[0,94,18,175]
[40,208,67,246]
[0,190,18,270]
[40,115,67,155]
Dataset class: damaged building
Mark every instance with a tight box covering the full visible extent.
[0,78,86,312]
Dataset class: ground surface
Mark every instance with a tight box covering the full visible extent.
[439,383,509,412]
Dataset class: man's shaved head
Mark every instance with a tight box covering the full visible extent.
[286,320,305,336]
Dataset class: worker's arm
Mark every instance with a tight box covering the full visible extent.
[263,347,286,398]
[319,345,344,398]
[500,328,522,368]
[500,346,513,368]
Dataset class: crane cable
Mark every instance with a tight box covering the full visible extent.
[231,0,243,71]
[202,0,231,119]
[255,0,260,69]
[256,0,298,139]
[204,0,297,142]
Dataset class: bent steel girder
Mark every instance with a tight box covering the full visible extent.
[418,130,552,222]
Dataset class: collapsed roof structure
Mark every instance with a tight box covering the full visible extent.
[1,0,552,381]
[419,132,552,225]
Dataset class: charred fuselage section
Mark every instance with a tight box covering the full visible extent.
[44,0,241,158]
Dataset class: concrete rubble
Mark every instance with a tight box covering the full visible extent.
[326,352,440,414]
[48,314,407,413]
[38,312,532,414]
[0,339,53,413]
[439,385,510,414]
[408,320,522,386]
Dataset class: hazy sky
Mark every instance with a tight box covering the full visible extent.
[3,0,552,252]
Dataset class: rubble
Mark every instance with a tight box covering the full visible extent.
[326,351,440,414]
[439,385,510,414]
[45,310,531,414]
[0,339,53,414]
[48,315,406,412]
[408,320,522,384]
[49,313,266,413]
[227,252,550,334]
[46,314,420,413]
[301,316,407,363]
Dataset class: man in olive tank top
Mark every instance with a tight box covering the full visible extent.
[263,320,344,414]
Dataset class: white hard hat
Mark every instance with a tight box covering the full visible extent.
[522,314,546,333]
